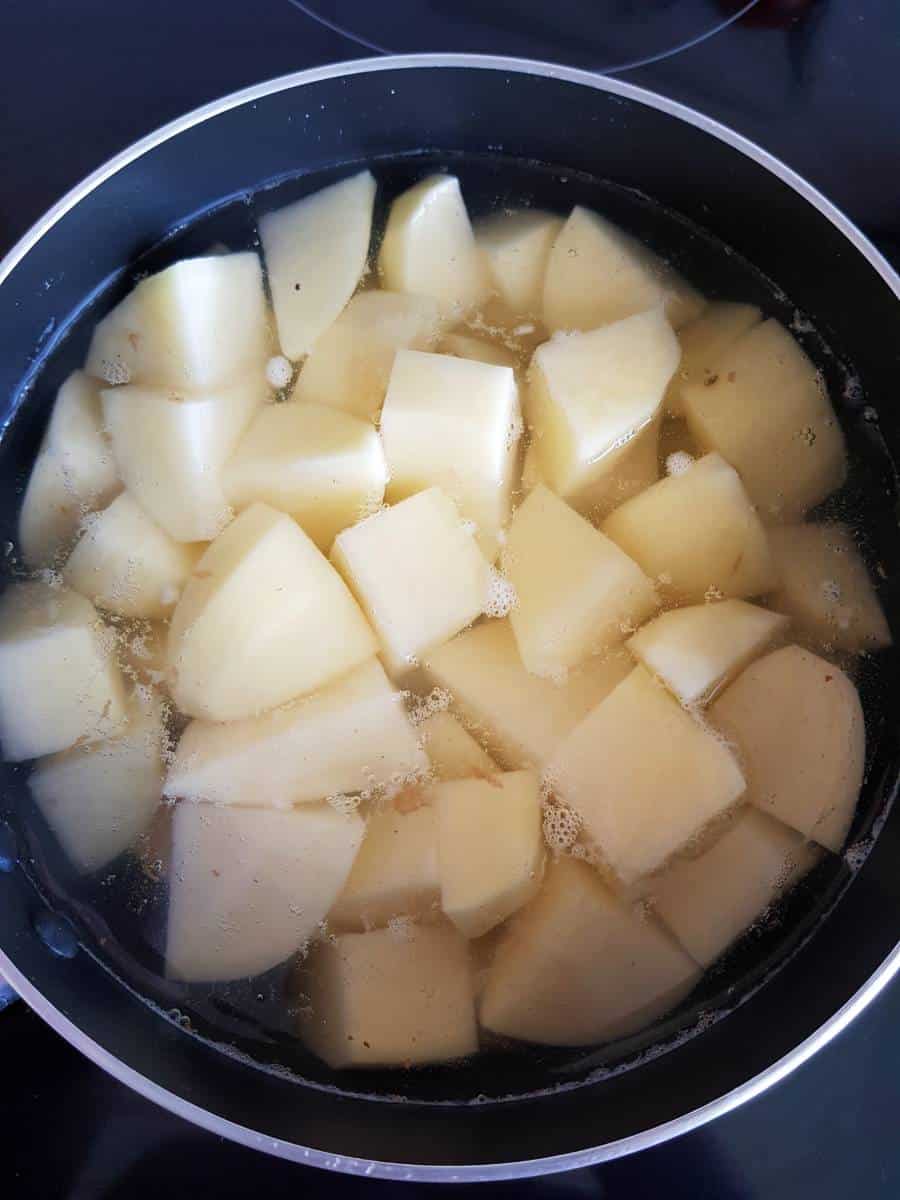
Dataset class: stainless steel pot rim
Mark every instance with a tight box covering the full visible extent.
[1,52,899,1181]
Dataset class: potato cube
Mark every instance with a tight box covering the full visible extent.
[502,485,658,678]
[627,599,789,706]
[439,332,517,369]
[475,209,563,315]
[710,645,864,851]
[681,319,847,522]
[168,502,376,720]
[223,402,387,550]
[0,583,126,761]
[299,921,477,1068]
[665,301,761,417]
[546,666,746,885]
[259,170,376,359]
[419,710,495,780]
[331,487,489,677]
[480,857,699,1045]
[165,801,364,982]
[602,452,776,602]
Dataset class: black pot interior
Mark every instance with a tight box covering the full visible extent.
[1,63,899,1168]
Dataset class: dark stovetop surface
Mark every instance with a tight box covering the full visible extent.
[3,1,900,1195]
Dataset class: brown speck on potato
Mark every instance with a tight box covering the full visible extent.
[728,371,737,382]
[193,569,213,579]
[212,868,220,877]
[394,784,426,814]
[704,373,719,387]
[825,674,833,682]
[127,332,141,351]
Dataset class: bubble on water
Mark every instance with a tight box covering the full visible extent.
[704,585,724,603]
[327,793,360,817]
[822,578,841,604]
[542,803,581,852]
[100,357,132,385]
[408,687,452,725]
[666,450,694,476]
[265,355,293,389]
[483,568,518,619]
[387,915,415,942]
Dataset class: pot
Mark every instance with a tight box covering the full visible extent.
[1,54,899,1182]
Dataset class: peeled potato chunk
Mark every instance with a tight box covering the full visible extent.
[419,710,495,780]
[165,801,364,983]
[547,667,746,885]
[425,620,633,769]
[681,319,847,522]
[649,808,821,967]
[164,657,426,808]
[0,583,126,762]
[86,253,270,389]
[527,310,679,510]
[168,502,376,721]
[63,492,202,619]
[299,921,477,1068]
[331,487,490,677]
[602,452,776,602]
[259,170,376,359]
[710,645,864,852]
[378,174,490,315]
[768,523,891,653]
[223,402,387,550]
[439,332,517,369]
[101,372,265,543]
[480,857,699,1046]
[29,691,165,873]
[627,599,789,706]
[475,209,563,315]
[665,301,761,417]
[380,350,522,559]
[292,290,443,421]
[436,769,544,939]
[502,485,658,678]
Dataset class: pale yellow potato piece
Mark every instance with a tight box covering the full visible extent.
[439,332,517,368]
[710,645,864,852]
[649,808,821,966]
[223,402,387,550]
[85,253,270,389]
[259,170,376,359]
[168,502,376,721]
[475,209,563,315]
[165,801,364,983]
[0,583,126,761]
[436,769,544,939]
[602,452,776,602]
[768,523,891,653]
[378,174,491,315]
[527,310,679,509]
[682,319,847,522]
[502,485,658,678]
[292,289,443,421]
[419,710,495,780]
[665,301,761,417]
[425,620,633,769]
[546,666,746,885]
[300,921,477,1068]
[101,371,265,543]
[480,857,699,1046]
[627,599,789,706]
[381,350,522,559]
[164,657,426,808]
[331,487,490,677]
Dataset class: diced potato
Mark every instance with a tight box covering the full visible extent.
[627,599,789,706]
[223,402,387,550]
[29,691,165,873]
[649,808,821,966]
[331,487,489,677]
[681,320,847,522]
[526,310,679,509]
[475,209,563,315]
[419,710,495,780]
[502,485,658,678]
[300,921,477,1068]
[101,372,265,543]
[165,801,364,982]
[602,453,776,602]
[378,175,491,315]
[168,502,376,720]
[436,769,544,939]
[480,857,699,1045]
[768,523,891,653]
[665,301,761,417]
[63,492,202,619]
[0,583,126,761]
[710,645,864,851]
[259,170,376,359]
[380,350,522,559]
[425,620,633,769]
[292,290,443,421]
[86,253,270,389]
[329,805,439,931]
[439,332,517,368]
[164,657,426,808]
[546,667,745,885]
